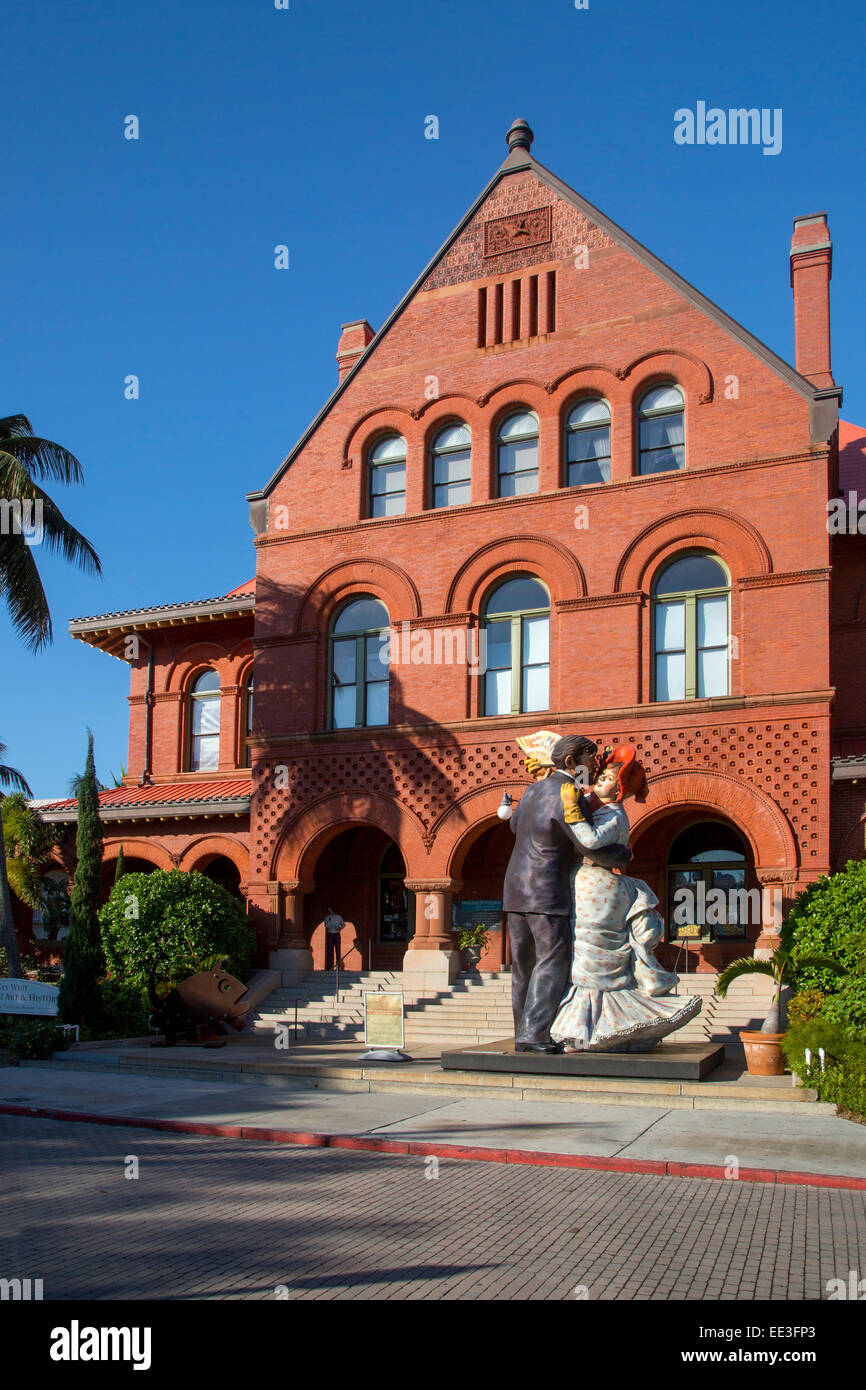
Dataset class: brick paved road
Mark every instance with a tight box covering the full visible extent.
[2,1116,864,1300]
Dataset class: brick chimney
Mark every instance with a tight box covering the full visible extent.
[790,213,833,388]
[336,319,375,382]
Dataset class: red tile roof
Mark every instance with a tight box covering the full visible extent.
[36,780,251,814]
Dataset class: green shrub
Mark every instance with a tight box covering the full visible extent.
[786,986,826,1028]
[100,870,253,993]
[94,978,151,1037]
[780,860,866,1036]
[0,1017,70,1060]
[782,1019,866,1119]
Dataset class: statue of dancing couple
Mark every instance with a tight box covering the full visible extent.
[502,732,701,1054]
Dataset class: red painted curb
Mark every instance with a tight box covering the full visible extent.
[408,1141,511,1163]
[240,1127,329,1145]
[3,1101,865,1190]
[330,1135,410,1154]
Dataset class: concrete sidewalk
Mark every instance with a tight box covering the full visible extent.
[1,1061,865,1186]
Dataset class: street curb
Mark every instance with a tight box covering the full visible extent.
[2,1101,865,1189]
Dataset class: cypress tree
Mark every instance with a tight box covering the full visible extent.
[58,731,105,1025]
[114,845,125,883]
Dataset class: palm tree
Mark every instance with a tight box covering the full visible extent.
[0,741,31,977]
[716,947,846,1034]
[0,414,101,650]
[2,792,65,915]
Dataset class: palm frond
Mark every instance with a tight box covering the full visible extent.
[793,953,847,977]
[0,741,32,796]
[716,955,776,997]
[0,532,53,648]
[0,429,84,485]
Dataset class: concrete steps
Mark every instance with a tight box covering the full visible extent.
[245,967,776,1050]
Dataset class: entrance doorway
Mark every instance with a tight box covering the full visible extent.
[666,820,751,951]
[305,827,413,970]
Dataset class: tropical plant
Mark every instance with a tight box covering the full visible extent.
[782,1018,866,1120]
[716,947,846,1034]
[0,741,31,977]
[780,860,866,1035]
[457,923,491,952]
[58,731,105,1025]
[100,870,253,992]
[0,414,101,650]
[1,791,65,913]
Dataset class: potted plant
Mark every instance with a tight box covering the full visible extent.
[457,923,490,973]
[716,947,845,1076]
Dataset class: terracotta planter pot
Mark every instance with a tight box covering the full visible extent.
[740,1030,786,1076]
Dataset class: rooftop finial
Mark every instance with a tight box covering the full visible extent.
[506,118,534,153]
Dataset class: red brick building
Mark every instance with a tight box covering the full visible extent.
[30,119,866,984]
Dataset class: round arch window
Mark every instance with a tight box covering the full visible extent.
[189,669,221,771]
[496,410,539,497]
[482,575,549,715]
[367,434,406,518]
[330,596,390,728]
[430,422,471,509]
[653,553,730,701]
[667,820,750,942]
[565,398,611,486]
[638,384,685,475]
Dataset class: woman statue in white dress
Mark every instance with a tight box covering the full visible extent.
[550,746,701,1053]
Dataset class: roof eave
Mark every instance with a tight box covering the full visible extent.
[38,797,251,823]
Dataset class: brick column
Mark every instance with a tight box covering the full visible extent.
[753,872,788,957]
[268,878,314,984]
[219,684,240,771]
[401,878,462,988]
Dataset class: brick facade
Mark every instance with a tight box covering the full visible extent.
[37,122,866,981]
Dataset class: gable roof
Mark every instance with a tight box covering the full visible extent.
[249,123,841,503]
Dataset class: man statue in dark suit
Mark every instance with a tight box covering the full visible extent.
[502,734,631,1053]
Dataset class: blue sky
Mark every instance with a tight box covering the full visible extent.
[2,0,864,795]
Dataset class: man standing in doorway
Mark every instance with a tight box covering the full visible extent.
[323,906,345,970]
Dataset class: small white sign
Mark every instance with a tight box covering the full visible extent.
[0,978,59,1017]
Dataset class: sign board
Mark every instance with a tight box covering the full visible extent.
[364,991,404,1048]
[0,978,59,1017]
[675,924,704,940]
[456,900,502,932]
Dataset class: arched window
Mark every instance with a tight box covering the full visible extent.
[330,596,390,729]
[189,669,221,770]
[653,553,730,701]
[482,575,549,715]
[667,821,749,942]
[497,410,539,497]
[367,434,406,518]
[430,422,471,509]
[243,672,254,767]
[565,398,611,486]
[638,384,685,475]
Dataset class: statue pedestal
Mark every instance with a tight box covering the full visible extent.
[440,1039,725,1081]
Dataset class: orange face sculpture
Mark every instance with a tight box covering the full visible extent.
[150,965,250,1047]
